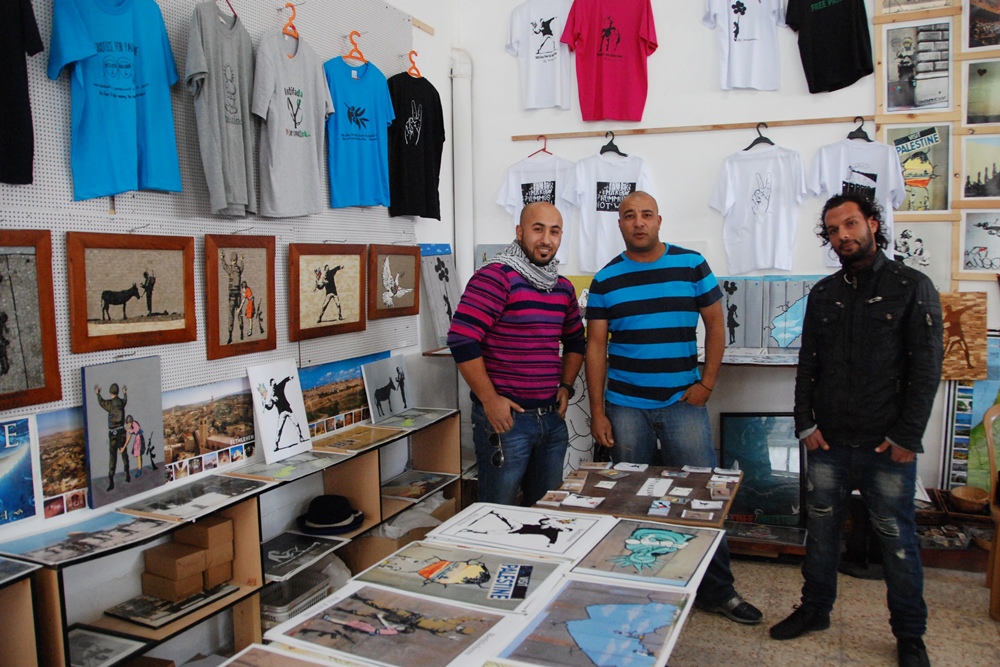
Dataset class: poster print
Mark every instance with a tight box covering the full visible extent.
[262,532,348,582]
[961,210,1000,276]
[943,331,1000,489]
[967,0,1000,51]
[248,359,312,464]
[299,352,386,428]
[419,248,460,347]
[205,235,275,360]
[220,644,336,667]
[37,407,89,518]
[893,222,953,290]
[289,244,366,341]
[498,579,690,667]
[0,556,38,587]
[940,292,988,380]
[67,626,147,667]
[886,124,950,212]
[269,583,503,667]
[120,475,269,521]
[884,19,952,114]
[0,417,34,526]
[83,356,167,509]
[367,244,420,320]
[966,58,1000,126]
[362,356,410,423]
[963,135,1000,199]
[66,232,195,353]
[355,541,565,613]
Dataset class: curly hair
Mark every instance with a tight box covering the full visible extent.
[816,193,889,250]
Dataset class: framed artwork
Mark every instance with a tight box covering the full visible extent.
[962,135,1000,200]
[877,0,951,16]
[884,124,951,213]
[204,234,275,360]
[161,376,255,474]
[965,0,1000,51]
[65,232,195,353]
[367,244,420,320]
[362,356,409,423]
[719,413,804,528]
[0,417,35,526]
[419,250,460,347]
[883,18,952,114]
[247,359,312,464]
[940,291,989,380]
[262,531,348,582]
[893,221,955,290]
[965,58,1000,126]
[67,625,148,667]
[37,407,89,519]
[82,356,167,509]
[0,229,61,410]
[942,331,1000,489]
[958,210,1000,278]
[288,244,366,341]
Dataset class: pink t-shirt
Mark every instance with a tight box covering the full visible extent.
[560,0,657,121]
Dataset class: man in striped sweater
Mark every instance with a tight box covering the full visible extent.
[585,191,762,625]
[447,201,585,506]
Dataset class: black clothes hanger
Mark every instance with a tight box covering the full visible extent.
[743,122,774,151]
[600,131,627,157]
[847,116,872,142]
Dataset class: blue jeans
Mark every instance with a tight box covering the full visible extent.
[802,445,926,638]
[605,401,738,607]
[472,403,568,507]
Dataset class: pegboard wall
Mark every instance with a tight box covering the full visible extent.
[0,0,424,422]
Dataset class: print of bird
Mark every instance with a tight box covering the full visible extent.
[381,258,413,307]
[346,104,369,129]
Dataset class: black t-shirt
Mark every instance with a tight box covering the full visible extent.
[387,73,446,219]
[1,0,44,184]
[786,0,873,94]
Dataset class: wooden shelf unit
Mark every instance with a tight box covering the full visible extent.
[0,575,39,667]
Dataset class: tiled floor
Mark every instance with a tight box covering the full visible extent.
[669,559,1000,666]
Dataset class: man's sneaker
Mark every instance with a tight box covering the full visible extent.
[769,604,831,640]
[898,637,931,667]
[696,593,763,624]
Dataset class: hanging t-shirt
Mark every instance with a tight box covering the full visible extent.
[1,0,43,185]
[786,0,873,94]
[809,139,906,266]
[48,0,182,200]
[507,0,574,111]
[709,145,807,275]
[387,73,445,219]
[186,2,256,217]
[566,153,656,273]
[252,32,332,218]
[324,58,395,209]
[560,0,657,121]
[497,153,577,265]
[702,0,785,91]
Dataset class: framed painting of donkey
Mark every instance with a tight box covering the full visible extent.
[66,232,196,353]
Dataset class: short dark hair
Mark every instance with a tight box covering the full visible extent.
[816,194,889,250]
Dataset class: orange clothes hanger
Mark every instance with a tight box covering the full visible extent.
[407,50,421,78]
[528,135,551,158]
[282,3,298,40]
[346,31,367,63]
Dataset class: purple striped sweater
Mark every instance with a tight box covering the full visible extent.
[447,263,585,408]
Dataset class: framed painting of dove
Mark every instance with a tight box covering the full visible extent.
[288,244,367,341]
[367,245,421,320]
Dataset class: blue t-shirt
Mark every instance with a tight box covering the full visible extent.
[323,58,394,208]
[48,0,181,200]
[587,246,723,409]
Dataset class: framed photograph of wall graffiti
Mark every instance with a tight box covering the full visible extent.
[965,0,1000,51]
[882,18,953,114]
[0,229,61,410]
[893,221,955,290]
[883,123,952,214]
[367,244,420,320]
[965,57,1000,127]
[204,234,276,360]
[961,135,1000,201]
[719,413,805,528]
[288,244,367,341]
[957,210,1000,279]
[66,232,196,353]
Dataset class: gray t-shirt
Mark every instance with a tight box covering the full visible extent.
[185,2,256,216]
[252,31,333,218]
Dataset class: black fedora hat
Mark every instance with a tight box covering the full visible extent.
[297,495,364,535]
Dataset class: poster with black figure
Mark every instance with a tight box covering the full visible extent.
[419,248,460,347]
[248,359,312,464]
[387,73,445,219]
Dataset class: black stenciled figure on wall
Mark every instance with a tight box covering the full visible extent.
[95,382,128,491]
[263,375,305,449]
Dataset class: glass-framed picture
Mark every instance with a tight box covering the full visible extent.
[67,625,148,667]
[883,18,952,114]
[877,0,951,15]
[965,0,1000,52]
[965,58,1000,126]
[884,123,952,213]
[893,221,955,290]
[959,210,1000,279]
[962,135,1000,201]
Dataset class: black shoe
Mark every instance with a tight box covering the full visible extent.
[898,637,930,667]
[107,480,114,492]
[770,605,831,640]
[696,593,763,624]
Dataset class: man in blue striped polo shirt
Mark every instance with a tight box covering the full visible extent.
[585,190,762,625]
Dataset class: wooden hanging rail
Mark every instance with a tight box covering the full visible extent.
[511,115,875,142]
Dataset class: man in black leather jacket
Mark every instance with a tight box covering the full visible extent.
[770,194,943,667]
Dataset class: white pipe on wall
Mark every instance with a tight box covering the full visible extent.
[450,48,474,288]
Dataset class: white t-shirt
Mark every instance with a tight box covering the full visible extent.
[507,0,573,110]
[497,153,577,264]
[809,139,906,266]
[709,145,807,275]
[566,153,656,273]
[703,0,785,91]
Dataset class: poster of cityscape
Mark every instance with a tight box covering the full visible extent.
[298,352,387,439]
[37,407,89,519]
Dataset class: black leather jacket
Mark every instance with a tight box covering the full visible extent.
[794,252,943,453]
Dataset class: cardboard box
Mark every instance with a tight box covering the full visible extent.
[204,540,235,568]
[203,561,233,589]
[143,542,207,580]
[141,571,203,602]
[174,516,234,549]
[123,659,175,667]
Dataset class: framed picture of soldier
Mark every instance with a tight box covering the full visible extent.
[204,235,276,360]
[0,229,61,410]
[367,244,420,320]
[288,244,367,341]
[65,232,196,353]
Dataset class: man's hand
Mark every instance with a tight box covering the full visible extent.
[591,413,615,448]
[680,382,711,406]
[556,386,570,418]
[875,440,916,463]
[802,429,830,452]
[484,395,523,433]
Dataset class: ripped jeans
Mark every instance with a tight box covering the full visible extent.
[802,445,926,638]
